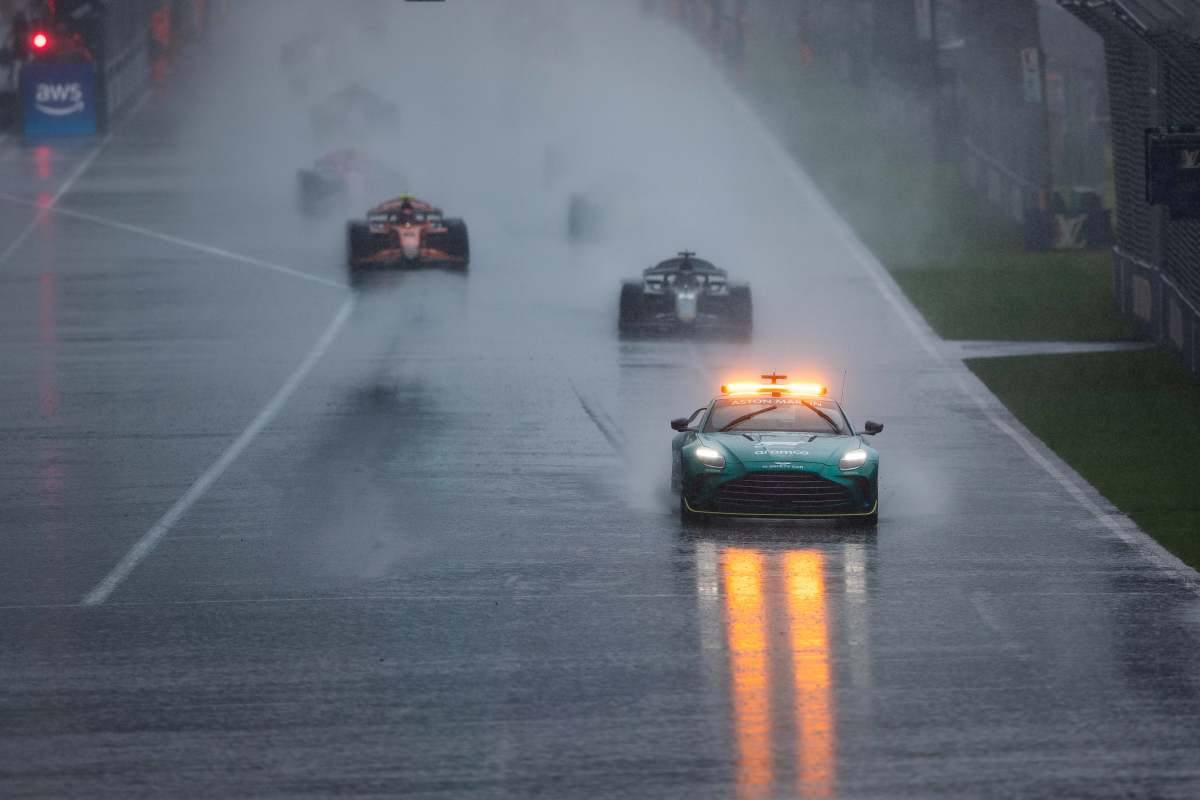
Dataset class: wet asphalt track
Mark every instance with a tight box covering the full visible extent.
[3,2,1200,798]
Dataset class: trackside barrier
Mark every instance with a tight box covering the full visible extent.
[103,31,151,123]
[12,0,226,136]
[1114,248,1200,375]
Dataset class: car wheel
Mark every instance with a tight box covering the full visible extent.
[442,218,470,271]
[297,170,328,215]
[619,281,644,338]
[728,284,752,342]
[346,221,375,265]
[568,193,601,241]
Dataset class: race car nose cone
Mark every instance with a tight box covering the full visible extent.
[675,291,698,320]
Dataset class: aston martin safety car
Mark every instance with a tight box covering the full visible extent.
[346,195,469,278]
[619,252,751,340]
[671,375,883,525]
[297,149,403,215]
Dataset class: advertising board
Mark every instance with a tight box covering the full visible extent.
[22,63,97,136]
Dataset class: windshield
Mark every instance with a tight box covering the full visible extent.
[703,397,850,434]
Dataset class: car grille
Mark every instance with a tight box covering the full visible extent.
[713,471,852,514]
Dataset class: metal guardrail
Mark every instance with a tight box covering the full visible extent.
[103,30,150,120]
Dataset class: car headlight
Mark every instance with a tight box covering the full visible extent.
[839,448,868,471]
[694,446,726,469]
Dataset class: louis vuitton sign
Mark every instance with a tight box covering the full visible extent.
[1146,127,1200,220]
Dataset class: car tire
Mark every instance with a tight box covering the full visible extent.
[619,281,644,338]
[568,193,601,241]
[346,221,378,286]
[298,170,332,215]
[440,218,470,272]
[727,284,752,342]
[347,221,375,264]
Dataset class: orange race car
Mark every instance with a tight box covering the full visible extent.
[346,195,470,278]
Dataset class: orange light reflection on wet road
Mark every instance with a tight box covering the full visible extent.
[722,548,773,799]
[35,146,52,180]
[713,547,837,798]
[784,551,834,797]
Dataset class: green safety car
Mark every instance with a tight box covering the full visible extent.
[670,375,883,526]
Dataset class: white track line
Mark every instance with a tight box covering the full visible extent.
[0,141,107,267]
[570,382,628,457]
[0,191,344,290]
[81,297,357,606]
[0,88,151,267]
[722,81,1200,590]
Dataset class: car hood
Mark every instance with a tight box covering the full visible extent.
[699,432,857,464]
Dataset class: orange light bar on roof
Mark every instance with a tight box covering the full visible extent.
[721,382,827,396]
[722,382,767,394]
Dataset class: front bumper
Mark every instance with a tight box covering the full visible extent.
[351,250,465,269]
[682,461,877,518]
[622,313,747,336]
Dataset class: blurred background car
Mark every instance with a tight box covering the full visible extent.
[619,251,752,341]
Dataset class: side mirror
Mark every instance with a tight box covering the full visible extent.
[861,420,884,436]
[671,418,694,432]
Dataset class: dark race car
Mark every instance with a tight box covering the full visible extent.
[346,195,469,280]
[297,149,404,215]
[619,252,751,341]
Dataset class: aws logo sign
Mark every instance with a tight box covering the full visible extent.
[35,83,85,116]
[22,64,96,135]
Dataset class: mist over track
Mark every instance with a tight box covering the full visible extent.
[1,2,1198,797]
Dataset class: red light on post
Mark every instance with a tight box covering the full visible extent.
[32,32,49,49]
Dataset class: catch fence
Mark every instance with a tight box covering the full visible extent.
[1062,0,1200,375]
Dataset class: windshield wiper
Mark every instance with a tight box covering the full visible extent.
[802,400,841,433]
[718,406,777,432]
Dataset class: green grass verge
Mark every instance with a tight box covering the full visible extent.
[741,20,1197,565]
[743,27,1137,342]
[892,251,1140,341]
[967,350,1200,569]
